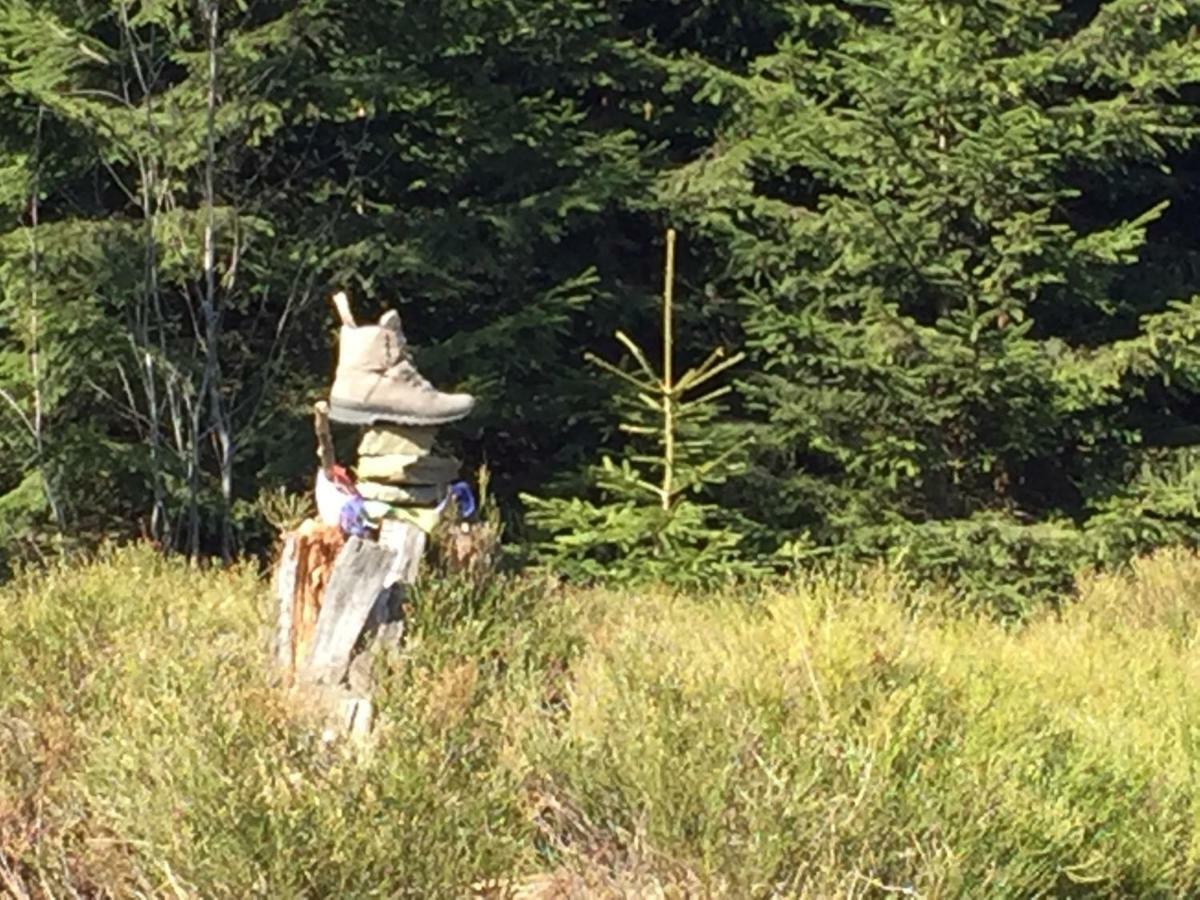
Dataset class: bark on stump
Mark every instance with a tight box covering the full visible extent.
[272,404,443,741]
[299,536,398,686]
[273,519,345,681]
[274,520,425,741]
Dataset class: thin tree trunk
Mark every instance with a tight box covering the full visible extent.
[660,228,675,512]
[202,0,233,562]
[134,155,170,544]
[122,0,170,545]
[27,105,64,530]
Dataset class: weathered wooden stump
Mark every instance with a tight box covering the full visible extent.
[273,519,345,682]
[275,524,417,740]
[273,417,443,740]
[299,536,398,686]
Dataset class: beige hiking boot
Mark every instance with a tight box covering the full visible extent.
[329,310,475,426]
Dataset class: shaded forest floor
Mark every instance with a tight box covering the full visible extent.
[3,545,1200,897]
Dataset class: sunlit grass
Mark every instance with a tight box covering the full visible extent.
[3,546,1200,896]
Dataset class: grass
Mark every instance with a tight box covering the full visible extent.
[4,545,1200,897]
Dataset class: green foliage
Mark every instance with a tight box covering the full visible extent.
[253,486,315,535]
[9,547,1200,894]
[665,0,1200,597]
[304,0,660,506]
[0,0,663,562]
[864,513,1086,619]
[1,0,1200,598]
[523,230,760,587]
[1083,446,1200,566]
[0,0,330,557]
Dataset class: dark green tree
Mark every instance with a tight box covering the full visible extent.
[0,0,336,563]
[664,0,1200,610]
[0,0,668,566]
[289,0,663,493]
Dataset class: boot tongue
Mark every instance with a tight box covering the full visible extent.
[378,309,408,359]
[378,310,403,333]
[377,309,417,370]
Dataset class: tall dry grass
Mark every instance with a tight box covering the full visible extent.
[3,546,1200,896]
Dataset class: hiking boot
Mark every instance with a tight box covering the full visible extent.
[329,311,475,426]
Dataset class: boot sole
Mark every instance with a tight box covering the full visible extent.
[328,399,473,427]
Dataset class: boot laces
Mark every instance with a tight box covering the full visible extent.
[383,331,435,391]
[387,357,436,392]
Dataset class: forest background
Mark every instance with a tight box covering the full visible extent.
[2,0,1200,614]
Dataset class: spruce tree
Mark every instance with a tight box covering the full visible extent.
[664,0,1200,609]
[0,0,333,556]
[301,0,660,504]
[523,229,758,587]
[0,0,661,561]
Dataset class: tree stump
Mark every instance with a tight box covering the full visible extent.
[299,536,398,686]
[273,519,345,683]
[274,518,430,741]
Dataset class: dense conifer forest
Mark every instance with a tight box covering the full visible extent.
[2,1,1199,609]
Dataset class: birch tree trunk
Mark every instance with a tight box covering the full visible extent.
[25,106,62,530]
[201,0,234,562]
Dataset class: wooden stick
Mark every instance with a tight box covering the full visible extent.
[314,401,336,473]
